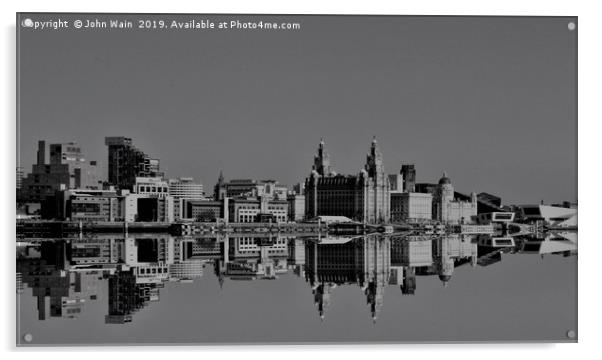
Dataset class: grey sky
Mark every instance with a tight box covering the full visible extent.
[17,14,577,204]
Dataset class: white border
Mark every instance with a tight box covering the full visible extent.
[2,0,600,359]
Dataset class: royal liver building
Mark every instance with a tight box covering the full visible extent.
[305,138,391,224]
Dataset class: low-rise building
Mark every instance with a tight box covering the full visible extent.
[391,192,432,222]
[287,194,305,221]
[229,197,288,223]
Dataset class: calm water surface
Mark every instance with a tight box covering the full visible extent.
[16,233,577,345]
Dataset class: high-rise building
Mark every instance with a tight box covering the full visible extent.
[305,138,390,223]
[20,141,101,202]
[105,137,163,190]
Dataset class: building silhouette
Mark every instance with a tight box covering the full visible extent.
[105,137,163,190]
[20,141,101,202]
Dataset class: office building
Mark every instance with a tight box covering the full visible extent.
[214,173,287,201]
[20,141,101,202]
[136,196,174,223]
[168,177,205,220]
[183,200,223,221]
[391,192,433,222]
[229,197,288,223]
[287,193,306,221]
[105,137,163,190]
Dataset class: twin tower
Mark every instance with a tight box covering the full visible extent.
[304,138,391,224]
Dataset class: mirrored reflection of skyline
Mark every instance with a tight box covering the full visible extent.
[17,232,576,344]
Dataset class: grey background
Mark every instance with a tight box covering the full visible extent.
[17,14,577,205]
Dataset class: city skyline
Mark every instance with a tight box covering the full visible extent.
[17,134,575,207]
[17,15,577,205]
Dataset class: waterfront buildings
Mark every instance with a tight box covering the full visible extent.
[214,173,287,201]
[168,177,205,220]
[183,200,223,221]
[391,192,433,222]
[516,204,577,227]
[432,173,477,224]
[228,197,288,223]
[20,141,101,202]
[305,138,391,224]
[287,193,306,221]
[105,137,163,190]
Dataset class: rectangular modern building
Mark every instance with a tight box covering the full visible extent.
[105,137,163,190]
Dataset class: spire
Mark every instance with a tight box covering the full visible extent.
[372,135,377,145]
[218,170,224,184]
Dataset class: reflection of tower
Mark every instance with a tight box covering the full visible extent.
[362,235,390,322]
[435,236,456,287]
[400,267,416,295]
[313,283,333,321]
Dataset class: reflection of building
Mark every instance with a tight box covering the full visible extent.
[214,235,290,284]
[105,137,163,190]
[304,235,391,321]
[305,138,391,223]
[20,140,101,202]
[432,173,477,224]
[17,241,105,321]
[105,269,162,324]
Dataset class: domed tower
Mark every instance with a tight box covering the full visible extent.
[434,172,455,222]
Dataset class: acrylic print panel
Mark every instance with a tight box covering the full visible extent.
[16,13,577,345]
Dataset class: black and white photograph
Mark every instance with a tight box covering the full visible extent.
[13,11,580,347]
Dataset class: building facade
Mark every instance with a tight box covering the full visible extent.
[105,137,163,190]
[20,141,101,202]
[390,192,433,222]
[214,174,287,201]
[432,173,477,224]
[305,138,390,223]
[168,177,205,220]
[228,197,288,223]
